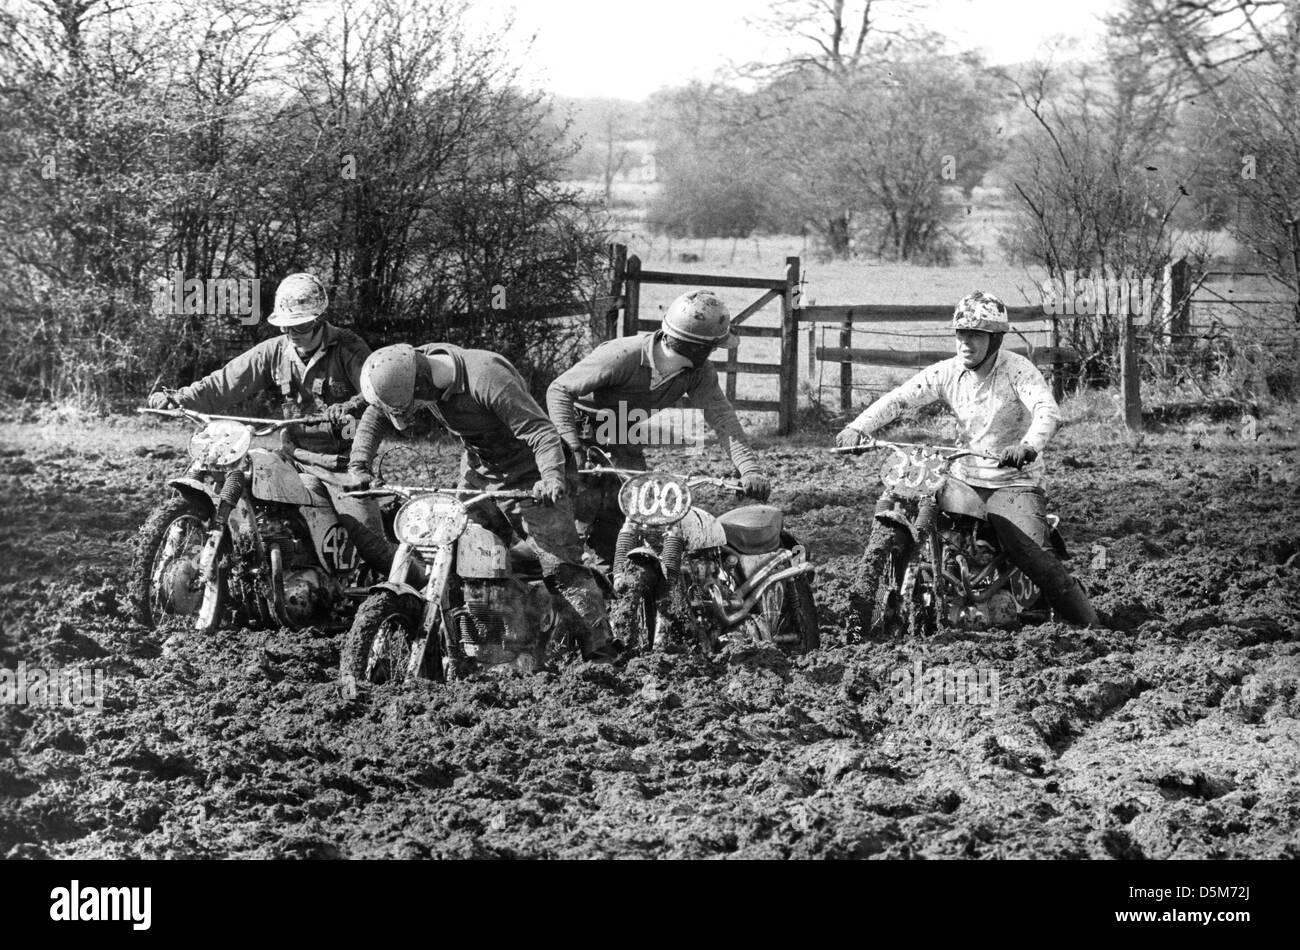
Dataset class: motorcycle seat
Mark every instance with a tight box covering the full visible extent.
[716,505,784,554]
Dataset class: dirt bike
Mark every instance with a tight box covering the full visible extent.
[338,484,588,694]
[589,460,819,654]
[840,439,1070,637]
[130,407,381,633]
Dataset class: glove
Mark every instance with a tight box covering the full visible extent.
[324,402,355,426]
[998,443,1039,469]
[741,472,771,502]
[836,426,874,451]
[147,391,177,410]
[533,473,567,507]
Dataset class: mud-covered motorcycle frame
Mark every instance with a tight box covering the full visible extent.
[838,440,1059,633]
[139,406,370,631]
[343,485,535,686]
[586,452,816,650]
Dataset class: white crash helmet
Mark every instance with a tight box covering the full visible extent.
[360,344,421,430]
[952,291,1010,334]
[268,273,329,328]
[662,291,739,350]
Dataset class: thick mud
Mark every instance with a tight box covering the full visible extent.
[1,413,1297,858]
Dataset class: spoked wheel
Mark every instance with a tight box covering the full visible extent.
[130,495,216,628]
[340,590,424,692]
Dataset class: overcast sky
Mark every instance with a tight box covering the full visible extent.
[462,0,1119,100]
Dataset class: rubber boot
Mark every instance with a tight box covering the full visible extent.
[1045,575,1100,627]
[347,522,427,588]
[550,563,619,662]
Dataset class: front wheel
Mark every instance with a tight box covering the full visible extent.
[129,494,215,628]
[851,522,901,641]
[340,590,424,690]
[610,561,657,652]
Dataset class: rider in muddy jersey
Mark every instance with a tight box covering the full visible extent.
[547,290,770,570]
[836,291,1098,627]
[145,274,395,575]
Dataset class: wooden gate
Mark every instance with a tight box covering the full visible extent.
[616,251,802,434]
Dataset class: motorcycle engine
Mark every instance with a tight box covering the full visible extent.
[460,579,553,666]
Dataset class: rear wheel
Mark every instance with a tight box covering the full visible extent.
[340,590,424,691]
[129,495,214,628]
[778,575,820,652]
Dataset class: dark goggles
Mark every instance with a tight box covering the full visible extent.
[662,334,716,365]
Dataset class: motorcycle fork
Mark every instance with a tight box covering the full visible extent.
[405,543,455,680]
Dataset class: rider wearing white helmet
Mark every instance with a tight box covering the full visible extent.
[835,290,1098,628]
[347,342,619,663]
[145,273,396,575]
[547,289,771,570]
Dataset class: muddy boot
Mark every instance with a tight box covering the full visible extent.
[1045,575,1100,628]
[550,563,618,662]
[348,522,401,577]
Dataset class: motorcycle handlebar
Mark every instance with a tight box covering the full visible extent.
[138,407,330,432]
[342,486,535,502]
[832,440,1000,463]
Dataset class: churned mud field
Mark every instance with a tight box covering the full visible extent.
[1,411,1297,859]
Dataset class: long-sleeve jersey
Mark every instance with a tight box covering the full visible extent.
[350,343,567,486]
[171,323,369,456]
[546,332,761,476]
[846,350,1061,488]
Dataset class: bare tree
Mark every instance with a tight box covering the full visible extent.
[745,0,928,78]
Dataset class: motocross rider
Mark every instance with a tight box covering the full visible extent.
[834,291,1099,628]
[146,273,397,575]
[344,343,620,664]
[547,290,772,571]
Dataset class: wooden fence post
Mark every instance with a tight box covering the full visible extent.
[622,255,641,338]
[1168,257,1191,347]
[602,242,627,342]
[840,310,853,418]
[1120,310,1143,431]
[779,256,800,435]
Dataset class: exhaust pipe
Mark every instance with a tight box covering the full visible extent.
[709,562,815,628]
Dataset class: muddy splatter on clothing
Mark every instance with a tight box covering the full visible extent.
[847,351,1060,488]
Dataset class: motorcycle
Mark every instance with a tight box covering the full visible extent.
[589,461,819,654]
[840,439,1070,636]
[339,484,587,693]
[129,407,381,633]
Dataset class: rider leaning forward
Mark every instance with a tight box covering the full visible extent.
[835,291,1099,629]
[146,274,398,576]
[547,290,772,572]
[344,342,620,663]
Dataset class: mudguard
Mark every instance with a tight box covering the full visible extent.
[875,508,920,544]
[167,477,216,517]
[938,477,987,520]
[368,579,424,599]
[248,448,319,507]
